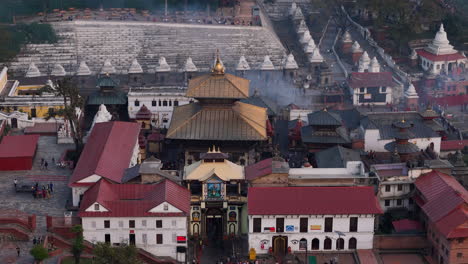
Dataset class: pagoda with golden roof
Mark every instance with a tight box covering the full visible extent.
[167,53,268,166]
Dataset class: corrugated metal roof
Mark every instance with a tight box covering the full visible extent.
[87,90,127,105]
[348,72,393,89]
[0,135,39,158]
[301,126,350,144]
[315,146,361,168]
[307,110,343,126]
[167,102,267,141]
[187,73,249,99]
[248,186,382,215]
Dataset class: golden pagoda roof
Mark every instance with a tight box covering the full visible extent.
[187,73,250,99]
[184,159,244,181]
[167,101,267,141]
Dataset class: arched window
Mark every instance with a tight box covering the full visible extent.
[299,238,307,250]
[193,223,199,235]
[174,100,179,106]
[348,237,357,249]
[169,100,172,106]
[163,100,168,106]
[324,238,332,250]
[336,238,344,250]
[152,100,157,107]
[311,238,320,250]
[159,100,162,106]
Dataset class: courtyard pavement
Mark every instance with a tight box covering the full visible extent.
[0,135,74,263]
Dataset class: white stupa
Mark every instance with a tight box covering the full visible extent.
[309,48,324,63]
[368,57,380,73]
[342,30,352,43]
[128,58,143,74]
[236,56,251,71]
[304,39,316,54]
[296,20,307,34]
[289,2,297,16]
[184,57,198,72]
[156,57,171,72]
[425,24,456,55]
[25,62,41,77]
[260,56,275,70]
[351,41,363,53]
[405,83,419,99]
[358,51,371,71]
[284,53,299,70]
[101,59,116,74]
[88,104,112,136]
[300,30,312,45]
[77,61,92,76]
[292,7,304,20]
[410,49,418,60]
[51,63,66,76]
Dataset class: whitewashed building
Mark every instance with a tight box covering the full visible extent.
[79,179,190,261]
[248,187,382,255]
[68,121,141,207]
[127,87,192,129]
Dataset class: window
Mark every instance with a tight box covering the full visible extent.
[349,217,358,232]
[164,204,168,211]
[359,87,365,93]
[397,184,403,191]
[324,218,333,232]
[159,100,162,106]
[152,100,157,106]
[156,220,162,228]
[169,100,172,106]
[409,198,414,205]
[142,220,147,227]
[311,238,320,250]
[253,218,261,233]
[396,199,402,206]
[129,220,135,228]
[142,234,147,244]
[104,220,110,228]
[134,100,140,107]
[31,108,37,118]
[156,234,163,244]
[324,237,332,250]
[163,100,168,106]
[457,253,463,258]
[299,238,307,250]
[385,185,391,192]
[174,100,179,106]
[105,234,111,243]
[276,217,284,233]
[336,238,344,250]
[384,200,390,207]
[349,237,357,249]
[300,218,308,233]
[380,87,387,93]
[94,204,100,210]
[48,108,55,116]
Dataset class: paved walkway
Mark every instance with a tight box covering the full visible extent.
[0,136,74,263]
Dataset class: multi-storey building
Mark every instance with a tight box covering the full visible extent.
[79,179,190,261]
[247,186,382,255]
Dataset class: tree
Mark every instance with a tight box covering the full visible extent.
[30,244,49,263]
[93,242,142,264]
[41,78,85,156]
[71,225,84,264]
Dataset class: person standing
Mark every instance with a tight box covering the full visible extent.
[14,179,18,189]
[16,246,20,256]
[32,237,37,245]
[49,182,53,193]
[44,161,48,170]
[40,158,44,169]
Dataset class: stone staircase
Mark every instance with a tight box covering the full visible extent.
[9,20,286,76]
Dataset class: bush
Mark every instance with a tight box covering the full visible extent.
[30,245,49,262]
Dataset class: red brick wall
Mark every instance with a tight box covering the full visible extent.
[0,217,33,231]
[0,227,29,240]
[374,234,429,249]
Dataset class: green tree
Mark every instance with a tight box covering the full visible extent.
[71,225,84,264]
[93,242,142,264]
[30,244,49,263]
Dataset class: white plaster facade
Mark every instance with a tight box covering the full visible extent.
[248,214,376,254]
[127,88,191,128]
[364,129,441,154]
[82,216,187,260]
[352,86,392,106]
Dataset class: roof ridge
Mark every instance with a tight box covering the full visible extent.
[187,74,210,96]
[166,104,202,138]
[225,73,249,97]
[234,102,267,138]
[95,122,122,181]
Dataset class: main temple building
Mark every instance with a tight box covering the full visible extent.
[167,55,269,166]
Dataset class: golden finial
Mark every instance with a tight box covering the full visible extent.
[212,49,225,75]
[402,119,406,123]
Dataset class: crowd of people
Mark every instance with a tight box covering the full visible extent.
[31,182,54,199]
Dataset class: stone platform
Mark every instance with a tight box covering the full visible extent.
[9,20,286,76]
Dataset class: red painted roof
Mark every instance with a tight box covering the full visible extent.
[248,186,382,215]
[79,179,190,217]
[416,49,465,62]
[136,105,152,120]
[415,171,468,238]
[441,140,468,151]
[24,123,59,134]
[0,135,39,158]
[392,219,423,232]
[348,72,393,89]
[68,122,140,187]
[245,158,273,180]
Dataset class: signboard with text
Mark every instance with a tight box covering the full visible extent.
[285,225,294,232]
[310,225,321,230]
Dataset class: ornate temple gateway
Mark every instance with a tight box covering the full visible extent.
[167,54,269,166]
